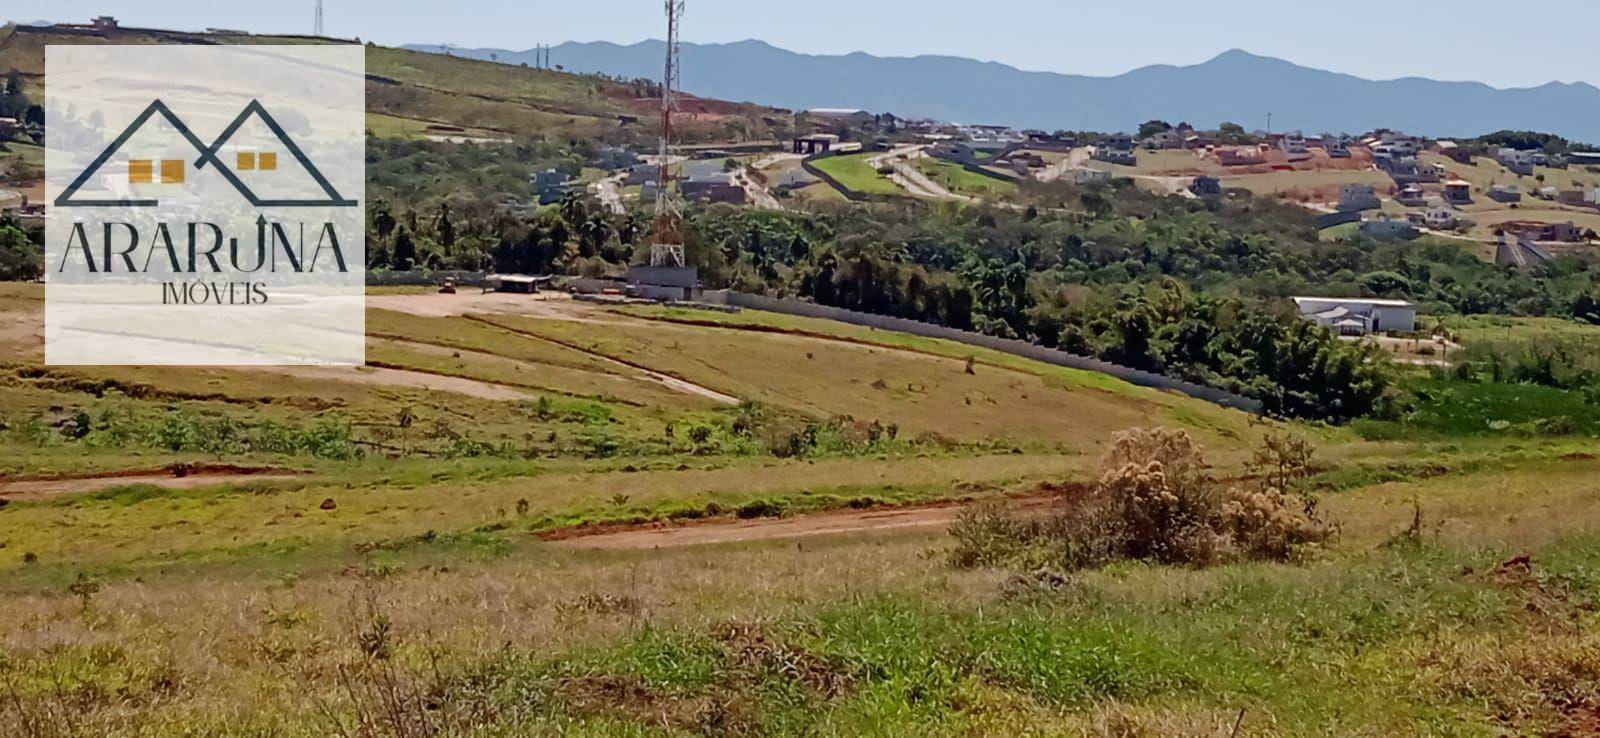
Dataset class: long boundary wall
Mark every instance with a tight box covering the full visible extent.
[704,291,1263,414]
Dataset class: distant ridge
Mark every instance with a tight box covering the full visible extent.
[405,40,1600,142]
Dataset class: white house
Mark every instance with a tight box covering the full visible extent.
[1360,213,1418,240]
[1293,297,1417,336]
[1586,187,1600,205]
[1380,132,1419,152]
[1279,131,1309,156]
[1497,148,1538,174]
[1411,204,1458,230]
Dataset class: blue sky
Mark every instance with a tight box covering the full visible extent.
[12,0,1598,89]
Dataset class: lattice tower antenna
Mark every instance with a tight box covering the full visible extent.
[648,0,686,268]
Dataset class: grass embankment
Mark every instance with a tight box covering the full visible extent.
[809,153,906,197]
[913,156,1017,197]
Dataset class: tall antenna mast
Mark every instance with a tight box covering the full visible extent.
[314,0,325,36]
[649,0,686,268]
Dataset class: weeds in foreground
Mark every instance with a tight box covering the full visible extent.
[949,428,1334,572]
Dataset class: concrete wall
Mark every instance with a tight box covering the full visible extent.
[366,270,489,287]
[704,291,1262,414]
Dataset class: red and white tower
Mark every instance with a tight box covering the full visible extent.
[649,0,687,268]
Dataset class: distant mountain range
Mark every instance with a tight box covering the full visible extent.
[404,40,1600,143]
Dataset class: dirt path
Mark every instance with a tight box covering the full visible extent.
[243,364,535,401]
[548,495,1056,550]
[465,316,742,406]
[0,466,299,501]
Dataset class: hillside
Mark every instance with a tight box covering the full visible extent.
[7,278,1600,734]
[0,22,792,144]
[413,40,1600,141]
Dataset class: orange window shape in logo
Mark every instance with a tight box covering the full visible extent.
[128,159,153,184]
[160,159,185,184]
[259,152,277,171]
[237,151,256,171]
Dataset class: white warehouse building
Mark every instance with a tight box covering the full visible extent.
[1292,297,1416,336]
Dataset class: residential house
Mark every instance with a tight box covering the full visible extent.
[1002,151,1046,174]
[1378,131,1419,153]
[531,168,572,205]
[1321,134,1352,158]
[1443,179,1473,205]
[1436,140,1473,164]
[1217,146,1265,166]
[1408,204,1459,230]
[622,162,659,186]
[1090,140,1136,166]
[1144,129,1184,150]
[595,147,641,170]
[680,172,747,204]
[1360,213,1419,240]
[1338,184,1381,212]
[1586,187,1600,205]
[1497,148,1538,175]
[1488,184,1522,203]
[1396,185,1427,206]
[1278,131,1309,158]
[0,117,18,141]
[1189,175,1222,198]
[1557,189,1588,206]
[1292,297,1417,336]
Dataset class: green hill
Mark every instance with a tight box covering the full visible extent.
[0,21,793,145]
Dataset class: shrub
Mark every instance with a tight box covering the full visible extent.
[949,428,1333,571]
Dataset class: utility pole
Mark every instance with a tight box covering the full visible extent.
[314,0,324,36]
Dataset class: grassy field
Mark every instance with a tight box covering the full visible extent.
[810,153,907,197]
[1429,314,1600,344]
[5,424,1600,735]
[913,157,1018,197]
[7,280,1600,735]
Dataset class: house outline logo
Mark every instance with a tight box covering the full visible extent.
[54,99,357,208]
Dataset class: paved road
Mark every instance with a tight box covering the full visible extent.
[1035,147,1092,182]
[864,144,973,201]
[592,171,627,215]
[733,167,783,210]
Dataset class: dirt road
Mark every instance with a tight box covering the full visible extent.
[548,495,1058,550]
[0,466,299,501]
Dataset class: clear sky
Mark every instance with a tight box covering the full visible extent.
[11,0,1598,89]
